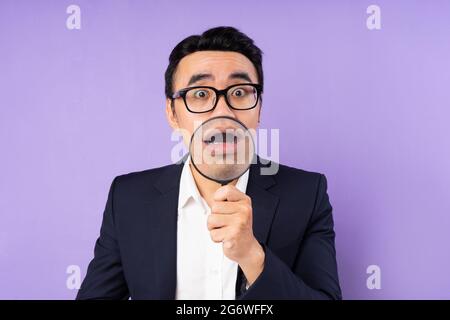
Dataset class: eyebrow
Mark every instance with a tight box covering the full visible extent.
[186,71,254,86]
[187,73,212,86]
[229,71,253,83]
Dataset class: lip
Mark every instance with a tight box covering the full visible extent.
[203,127,244,143]
[203,139,237,156]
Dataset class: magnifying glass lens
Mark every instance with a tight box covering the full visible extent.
[189,116,255,185]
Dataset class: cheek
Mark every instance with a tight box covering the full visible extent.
[237,108,260,130]
[178,121,194,148]
[171,109,193,146]
[175,110,210,147]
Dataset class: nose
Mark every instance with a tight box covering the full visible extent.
[211,94,236,118]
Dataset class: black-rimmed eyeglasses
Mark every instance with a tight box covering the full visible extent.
[171,83,262,114]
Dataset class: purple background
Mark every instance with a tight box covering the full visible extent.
[1,0,449,299]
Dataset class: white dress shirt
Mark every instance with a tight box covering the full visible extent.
[175,157,250,300]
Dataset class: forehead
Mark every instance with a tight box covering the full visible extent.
[174,51,258,86]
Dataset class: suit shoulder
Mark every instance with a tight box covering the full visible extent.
[111,163,181,195]
[274,162,325,187]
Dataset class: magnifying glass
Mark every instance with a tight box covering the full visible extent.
[189,116,256,186]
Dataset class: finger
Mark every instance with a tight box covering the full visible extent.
[223,239,235,249]
[213,185,247,202]
[207,214,236,231]
[207,213,234,231]
[211,201,240,215]
[209,226,232,243]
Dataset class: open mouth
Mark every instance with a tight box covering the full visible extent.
[202,130,241,156]
[203,131,239,145]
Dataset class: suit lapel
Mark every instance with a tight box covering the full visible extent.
[246,159,280,245]
[149,160,184,299]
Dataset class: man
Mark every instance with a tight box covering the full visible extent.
[76,26,341,300]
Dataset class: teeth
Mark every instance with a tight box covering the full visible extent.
[204,132,238,144]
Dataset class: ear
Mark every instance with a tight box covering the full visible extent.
[166,98,179,130]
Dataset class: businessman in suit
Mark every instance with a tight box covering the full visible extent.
[77,26,341,300]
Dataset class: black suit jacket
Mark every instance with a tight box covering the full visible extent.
[76,157,341,300]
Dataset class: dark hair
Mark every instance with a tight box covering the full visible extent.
[164,26,264,99]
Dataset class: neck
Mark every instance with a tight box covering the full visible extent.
[189,162,237,207]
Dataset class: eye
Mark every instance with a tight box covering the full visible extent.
[231,88,247,97]
[193,89,209,99]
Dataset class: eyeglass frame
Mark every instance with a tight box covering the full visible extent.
[170,83,263,114]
